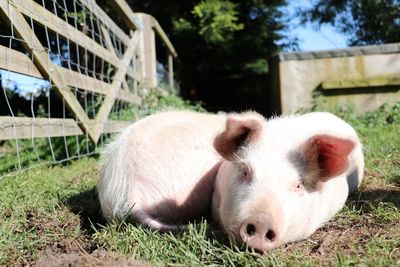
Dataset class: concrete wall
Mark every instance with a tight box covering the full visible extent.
[272,44,400,114]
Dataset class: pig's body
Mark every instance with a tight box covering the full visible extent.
[98,111,226,229]
[98,110,364,251]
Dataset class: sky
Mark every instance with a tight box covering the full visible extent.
[285,0,349,51]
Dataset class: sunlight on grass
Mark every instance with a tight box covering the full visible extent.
[0,103,399,265]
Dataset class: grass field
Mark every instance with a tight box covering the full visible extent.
[0,104,399,266]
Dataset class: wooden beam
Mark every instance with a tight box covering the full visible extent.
[103,120,132,133]
[93,32,139,141]
[0,117,132,139]
[0,45,42,79]
[0,45,141,104]
[80,0,131,45]
[135,14,157,88]
[108,0,139,30]
[153,20,177,58]
[118,89,141,105]
[168,53,174,88]
[322,76,400,89]
[0,116,83,140]
[100,25,117,57]
[10,0,120,67]
[0,2,95,140]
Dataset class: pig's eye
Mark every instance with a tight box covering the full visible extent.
[240,165,252,182]
[294,181,304,192]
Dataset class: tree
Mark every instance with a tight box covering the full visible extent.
[299,0,400,46]
[119,0,293,114]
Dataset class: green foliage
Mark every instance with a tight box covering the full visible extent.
[192,0,244,44]
[174,0,244,44]
[299,0,400,46]
[143,89,206,114]
[131,0,291,113]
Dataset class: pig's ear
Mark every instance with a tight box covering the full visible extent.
[214,114,263,160]
[301,135,355,182]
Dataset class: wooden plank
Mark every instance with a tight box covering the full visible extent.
[0,117,132,139]
[10,0,120,67]
[101,25,141,82]
[80,0,130,45]
[100,25,117,56]
[102,120,132,133]
[137,14,157,88]
[0,45,42,78]
[126,66,141,81]
[0,45,140,103]
[0,2,96,140]
[117,89,141,105]
[0,116,83,140]
[153,20,177,57]
[58,66,141,103]
[93,32,139,141]
[168,53,174,88]
[322,76,400,89]
[56,66,109,95]
[108,0,139,30]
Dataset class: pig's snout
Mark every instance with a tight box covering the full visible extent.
[239,214,281,252]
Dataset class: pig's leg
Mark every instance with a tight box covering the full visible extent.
[135,210,185,231]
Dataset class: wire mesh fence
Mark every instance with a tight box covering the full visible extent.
[0,0,175,177]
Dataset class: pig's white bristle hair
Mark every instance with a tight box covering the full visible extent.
[98,130,133,221]
[135,210,186,231]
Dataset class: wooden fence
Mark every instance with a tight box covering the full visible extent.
[269,44,400,114]
[0,0,176,144]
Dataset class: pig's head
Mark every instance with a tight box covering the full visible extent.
[212,113,355,252]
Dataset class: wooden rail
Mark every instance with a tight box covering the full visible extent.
[0,0,176,143]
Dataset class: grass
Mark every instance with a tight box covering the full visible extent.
[0,103,399,266]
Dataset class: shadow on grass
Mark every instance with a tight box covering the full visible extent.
[348,186,400,209]
[64,186,106,233]
[393,175,400,187]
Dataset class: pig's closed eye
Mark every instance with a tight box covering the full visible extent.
[240,165,252,182]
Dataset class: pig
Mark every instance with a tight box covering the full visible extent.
[97,110,364,252]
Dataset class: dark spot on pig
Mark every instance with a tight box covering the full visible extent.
[346,167,360,194]
[289,135,356,191]
[287,150,316,191]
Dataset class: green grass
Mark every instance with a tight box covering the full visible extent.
[0,103,399,266]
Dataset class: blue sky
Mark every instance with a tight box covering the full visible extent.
[285,0,349,51]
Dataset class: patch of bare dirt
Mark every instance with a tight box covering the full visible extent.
[34,239,151,267]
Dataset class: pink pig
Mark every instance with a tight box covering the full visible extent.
[97,110,364,251]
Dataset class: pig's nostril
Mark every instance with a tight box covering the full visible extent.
[246,224,256,236]
[265,230,276,242]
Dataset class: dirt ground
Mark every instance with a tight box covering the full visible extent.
[34,239,152,267]
[29,183,399,266]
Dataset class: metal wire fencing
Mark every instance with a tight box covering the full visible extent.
[0,0,176,177]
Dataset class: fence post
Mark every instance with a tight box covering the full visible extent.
[134,13,157,88]
[168,52,174,89]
